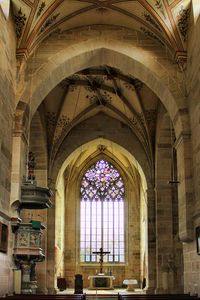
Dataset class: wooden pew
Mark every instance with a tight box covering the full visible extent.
[0,294,86,300]
[118,294,198,300]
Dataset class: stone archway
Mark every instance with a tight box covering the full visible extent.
[54,138,149,291]
[43,111,156,293]
[16,40,193,241]
[13,38,194,292]
[19,40,188,137]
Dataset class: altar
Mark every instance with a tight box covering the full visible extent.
[123,279,138,291]
[88,275,115,289]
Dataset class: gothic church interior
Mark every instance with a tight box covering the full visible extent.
[0,0,200,297]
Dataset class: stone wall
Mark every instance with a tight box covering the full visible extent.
[0,8,16,297]
[184,14,200,296]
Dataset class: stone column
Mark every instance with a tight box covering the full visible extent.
[20,260,38,294]
[145,188,156,294]
[10,131,27,210]
[175,133,194,242]
[155,186,174,294]
[10,101,30,214]
[20,262,32,294]
[46,186,56,294]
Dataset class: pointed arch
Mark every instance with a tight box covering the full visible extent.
[19,38,189,138]
[80,158,125,263]
[53,138,148,287]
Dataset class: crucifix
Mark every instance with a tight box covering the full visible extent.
[93,247,110,274]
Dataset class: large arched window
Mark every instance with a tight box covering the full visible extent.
[80,159,125,263]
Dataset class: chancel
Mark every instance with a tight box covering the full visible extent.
[1,0,200,298]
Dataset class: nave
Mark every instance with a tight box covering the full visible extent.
[1,0,200,297]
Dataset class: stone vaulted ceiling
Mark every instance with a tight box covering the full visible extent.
[12,0,190,60]
[11,1,185,174]
[39,66,158,170]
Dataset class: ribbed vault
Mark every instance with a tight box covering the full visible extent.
[12,0,190,60]
[40,66,158,172]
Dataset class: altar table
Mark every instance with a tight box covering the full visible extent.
[123,279,138,291]
[88,275,115,289]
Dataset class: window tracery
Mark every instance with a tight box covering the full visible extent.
[80,159,125,263]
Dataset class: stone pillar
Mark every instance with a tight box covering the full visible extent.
[145,188,156,294]
[175,133,194,242]
[10,101,30,214]
[155,186,174,294]
[46,187,56,294]
[19,260,38,294]
[21,262,32,294]
[10,131,27,211]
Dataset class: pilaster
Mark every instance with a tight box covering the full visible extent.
[174,133,194,241]
[154,185,174,294]
[10,101,30,215]
[146,187,156,294]
[46,184,56,293]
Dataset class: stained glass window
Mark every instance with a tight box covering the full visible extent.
[80,159,125,263]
